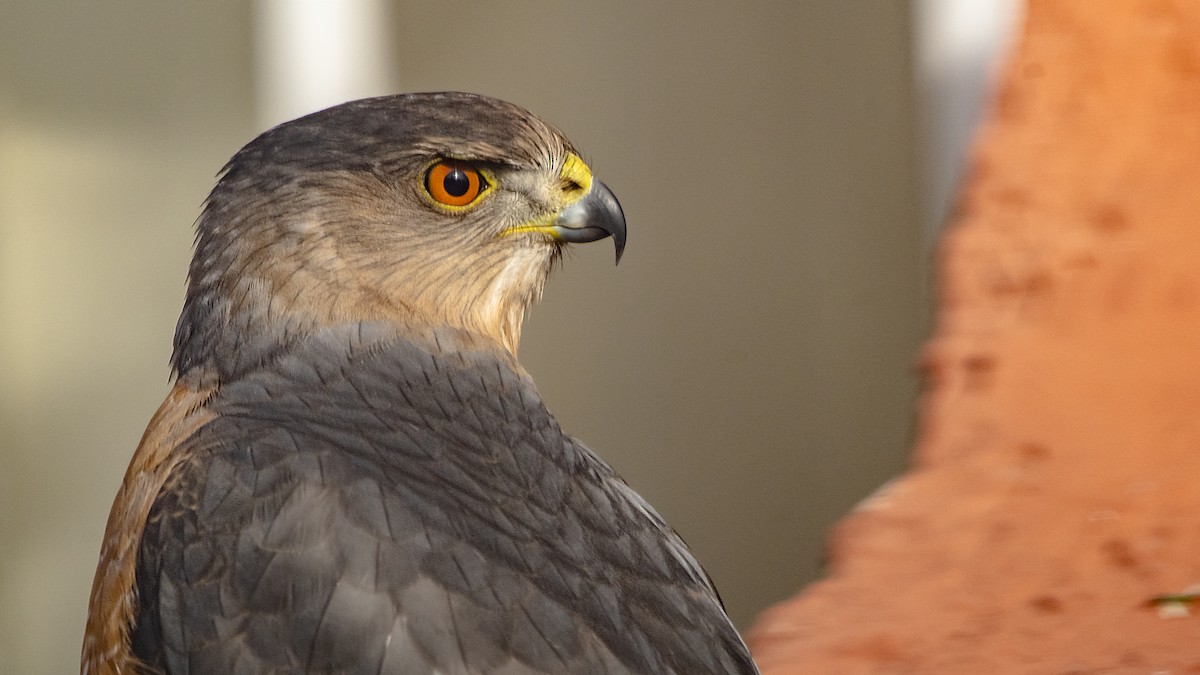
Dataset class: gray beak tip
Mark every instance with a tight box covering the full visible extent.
[553,179,627,266]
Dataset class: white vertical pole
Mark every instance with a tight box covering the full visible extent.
[251,0,398,130]
[911,0,1024,249]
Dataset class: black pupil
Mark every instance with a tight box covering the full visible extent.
[443,167,471,197]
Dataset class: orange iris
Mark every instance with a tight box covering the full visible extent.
[425,160,486,207]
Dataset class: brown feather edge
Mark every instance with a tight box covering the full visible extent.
[81,382,217,675]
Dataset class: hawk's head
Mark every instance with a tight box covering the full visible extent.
[172,92,625,384]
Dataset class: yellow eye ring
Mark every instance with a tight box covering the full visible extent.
[425,160,488,207]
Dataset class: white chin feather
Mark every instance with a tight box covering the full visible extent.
[478,245,552,353]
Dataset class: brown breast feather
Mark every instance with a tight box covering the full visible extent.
[81,382,216,675]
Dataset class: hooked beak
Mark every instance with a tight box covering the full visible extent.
[551,179,627,264]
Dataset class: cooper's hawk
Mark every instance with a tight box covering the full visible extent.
[83,92,758,674]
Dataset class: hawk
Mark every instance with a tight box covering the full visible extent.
[83,92,758,674]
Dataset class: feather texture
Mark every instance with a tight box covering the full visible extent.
[132,325,756,674]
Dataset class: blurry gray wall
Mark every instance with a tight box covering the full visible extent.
[1,2,934,671]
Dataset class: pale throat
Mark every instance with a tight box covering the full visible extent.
[319,243,553,357]
[469,246,551,355]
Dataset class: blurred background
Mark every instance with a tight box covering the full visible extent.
[0,1,1020,670]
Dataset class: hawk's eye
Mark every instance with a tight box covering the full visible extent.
[425,160,488,207]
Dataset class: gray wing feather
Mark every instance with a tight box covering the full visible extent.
[132,326,758,674]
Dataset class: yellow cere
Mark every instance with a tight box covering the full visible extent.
[502,153,594,239]
[560,153,593,198]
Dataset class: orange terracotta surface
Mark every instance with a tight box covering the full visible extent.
[747,1,1200,672]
